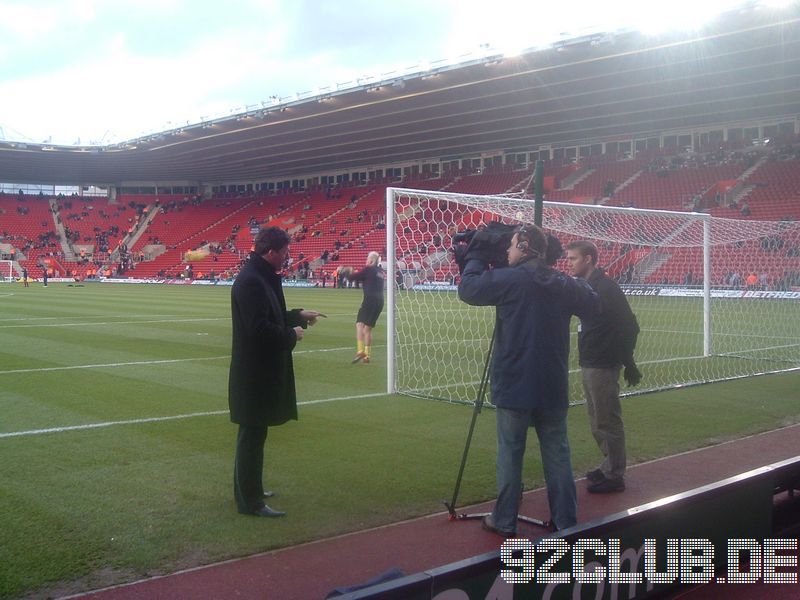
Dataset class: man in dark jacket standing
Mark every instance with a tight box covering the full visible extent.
[458,225,596,535]
[229,227,325,517]
[566,240,641,494]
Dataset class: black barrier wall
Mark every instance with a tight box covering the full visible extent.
[343,456,800,599]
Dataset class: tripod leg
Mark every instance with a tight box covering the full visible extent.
[518,514,550,528]
[445,328,496,518]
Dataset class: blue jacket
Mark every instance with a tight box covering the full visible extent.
[458,257,597,411]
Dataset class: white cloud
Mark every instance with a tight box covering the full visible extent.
[0,20,293,143]
[0,0,764,145]
[0,2,61,38]
[68,0,96,23]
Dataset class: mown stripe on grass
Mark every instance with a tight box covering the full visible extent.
[0,317,228,329]
[0,346,365,375]
[0,313,353,328]
[0,356,230,374]
[0,392,386,439]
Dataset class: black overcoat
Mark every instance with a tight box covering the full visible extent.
[228,252,304,427]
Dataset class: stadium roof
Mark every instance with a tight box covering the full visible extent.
[1,4,799,187]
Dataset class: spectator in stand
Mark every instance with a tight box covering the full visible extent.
[740,201,751,217]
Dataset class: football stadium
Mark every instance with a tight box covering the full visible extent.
[1,2,800,599]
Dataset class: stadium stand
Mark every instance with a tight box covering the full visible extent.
[735,155,800,220]
[443,166,533,196]
[130,196,257,278]
[0,192,60,279]
[548,158,645,203]
[1,144,798,287]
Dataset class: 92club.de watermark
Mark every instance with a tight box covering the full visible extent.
[501,537,798,585]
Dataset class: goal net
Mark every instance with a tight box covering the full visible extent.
[0,260,14,283]
[386,187,800,405]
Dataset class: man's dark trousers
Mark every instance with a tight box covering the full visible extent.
[234,424,268,513]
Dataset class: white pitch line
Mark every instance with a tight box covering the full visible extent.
[0,312,356,328]
[403,354,712,395]
[718,341,800,355]
[0,411,226,438]
[639,328,800,341]
[0,356,230,375]
[0,393,386,439]
[295,345,356,355]
[0,346,362,376]
[297,392,385,405]
[0,317,227,329]
[0,314,186,323]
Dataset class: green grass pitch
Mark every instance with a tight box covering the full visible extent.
[394,288,800,403]
[0,282,798,598]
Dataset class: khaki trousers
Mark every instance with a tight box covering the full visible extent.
[582,366,626,481]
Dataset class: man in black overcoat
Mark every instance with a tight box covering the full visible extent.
[229,227,325,517]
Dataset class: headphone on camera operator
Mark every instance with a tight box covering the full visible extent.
[515,227,535,253]
[512,225,548,264]
[516,225,564,267]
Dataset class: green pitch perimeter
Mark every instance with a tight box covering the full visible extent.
[0,282,798,598]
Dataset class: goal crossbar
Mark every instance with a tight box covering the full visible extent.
[386,187,800,405]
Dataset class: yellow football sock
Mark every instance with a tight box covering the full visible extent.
[364,346,371,358]
[357,341,365,354]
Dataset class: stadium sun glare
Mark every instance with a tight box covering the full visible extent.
[475,0,787,55]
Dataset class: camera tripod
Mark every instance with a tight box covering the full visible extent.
[443,328,549,530]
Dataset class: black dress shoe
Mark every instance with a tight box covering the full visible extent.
[587,477,625,494]
[252,504,286,517]
[586,469,605,483]
[263,490,275,498]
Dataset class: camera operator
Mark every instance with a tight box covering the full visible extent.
[458,224,597,536]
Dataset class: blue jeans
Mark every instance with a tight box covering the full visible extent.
[492,404,577,532]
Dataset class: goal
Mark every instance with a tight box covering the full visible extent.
[386,187,800,405]
[0,260,15,283]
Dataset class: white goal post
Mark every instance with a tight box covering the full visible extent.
[386,187,800,405]
[0,260,15,282]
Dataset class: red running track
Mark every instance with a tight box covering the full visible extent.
[68,424,800,600]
